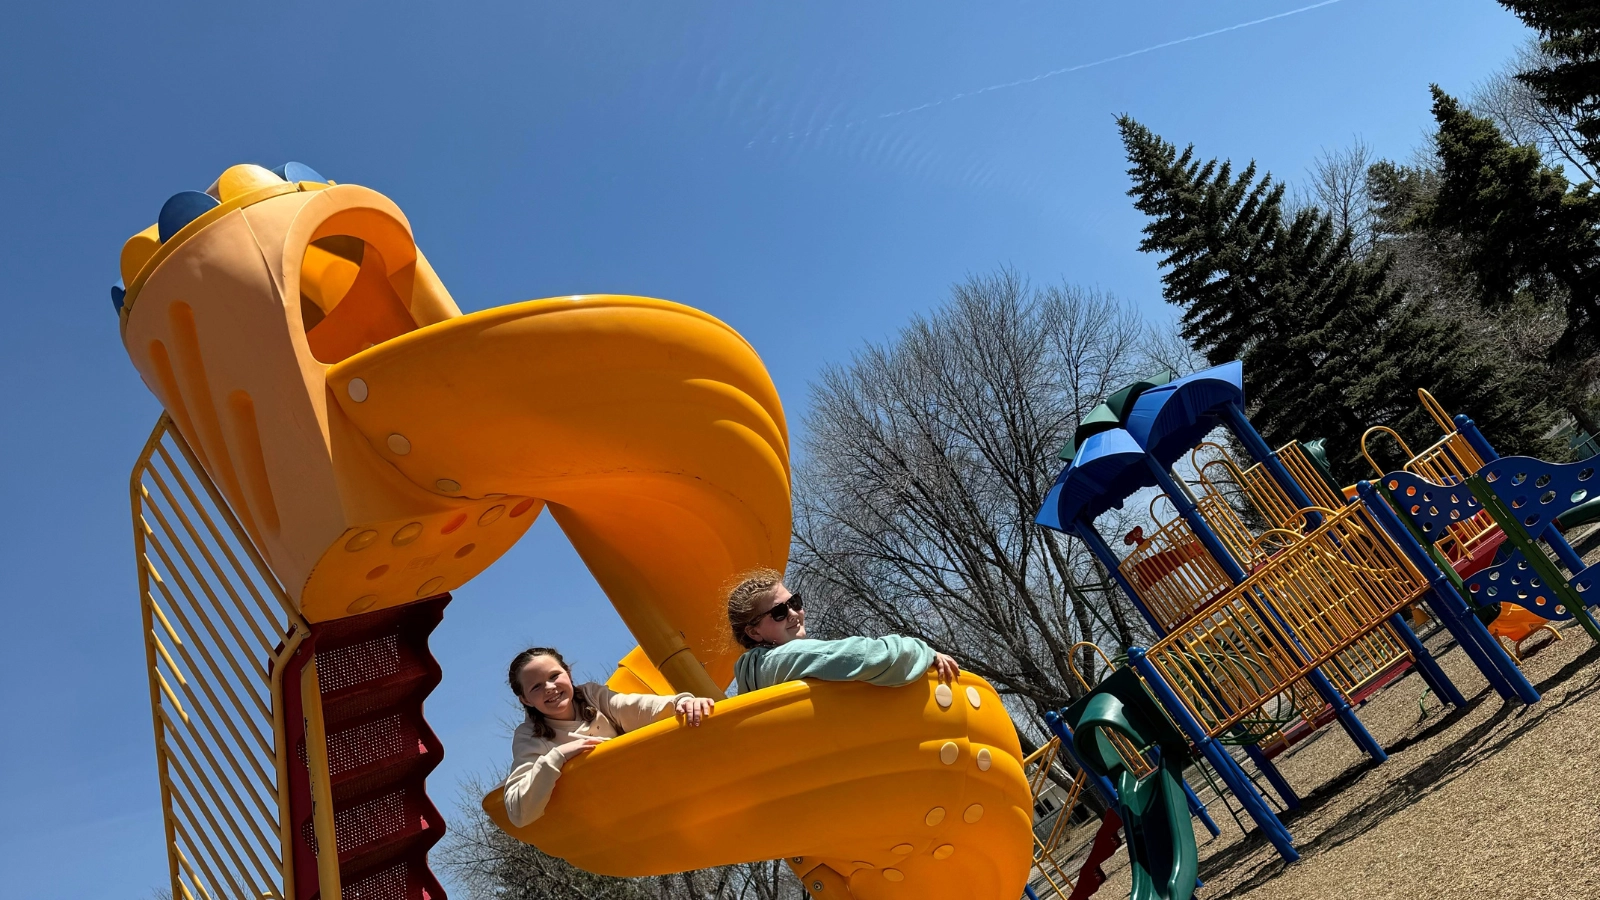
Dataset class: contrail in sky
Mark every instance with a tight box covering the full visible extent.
[753,0,1348,145]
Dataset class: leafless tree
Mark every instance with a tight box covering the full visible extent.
[1302,138,1380,259]
[1471,39,1598,184]
[789,271,1168,727]
[437,777,805,900]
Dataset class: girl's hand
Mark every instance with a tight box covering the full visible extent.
[676,696,715,726]
[931,653,960,684]
[555,736,608,760]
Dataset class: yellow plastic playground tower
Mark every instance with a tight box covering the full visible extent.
[118,163,1032,900]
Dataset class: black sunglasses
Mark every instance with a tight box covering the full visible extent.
[748,593,804,627]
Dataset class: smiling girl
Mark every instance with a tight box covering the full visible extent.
[501,647,716,827]
[727,568,959,694]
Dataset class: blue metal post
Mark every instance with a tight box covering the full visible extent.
[1077,515,1302,807]
[1242,745,1301,809]
[1023,885,1040,900]
[1358,480,1540,704]
[1387,612,1466,707]
[1128,648,1300,862]
[1144,458,1251,583]
[1043,711,1119,809]
[1220,401,1326,518]
[1181,776,1222,838]
[1457,415,1588,573]
[1146,457,1387,763]
[1072,519,1168,637]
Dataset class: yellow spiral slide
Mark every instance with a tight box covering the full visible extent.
[117,164,1031,898]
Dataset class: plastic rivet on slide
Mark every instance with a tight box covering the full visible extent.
[345,530,378,551]
[933,844,954,860]
[417,576,445,597]
[479,505,506,526]
[812,882,823,892]
[924,807,945,826]
[891,843,913,855]
[976,748,992,771]
[882,869,904,882]
[963,804,984,823]
[347,378,368,402]
[436,479,461,493]
[939,742,959,765]
[934,684,953,709]
[387,433,412,455]
[791,857,804,864]
[347,595,377,613]
[966,686,981,709]
[393,522,423,546]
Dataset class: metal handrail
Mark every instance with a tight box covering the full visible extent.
[133,416,314,900]
[1145,501,1428,737]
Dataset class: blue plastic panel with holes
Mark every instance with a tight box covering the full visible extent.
[1476,453,1600,535]
[1463,547,1583,619]
[1380,470,1485,544]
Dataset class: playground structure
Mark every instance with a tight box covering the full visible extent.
[120,163,1033,900]
[1030,361,1564,864]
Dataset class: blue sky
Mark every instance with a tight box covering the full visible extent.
[0,1,1532,896]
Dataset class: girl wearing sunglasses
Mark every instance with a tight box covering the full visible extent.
[501,646,716,827]
[726,568,960,694]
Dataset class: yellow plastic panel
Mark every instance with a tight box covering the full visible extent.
[120,224,160,287]
[484,674,1032,899]
[324,295,791,690]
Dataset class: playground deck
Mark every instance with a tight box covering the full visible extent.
[1089,528,1600,899]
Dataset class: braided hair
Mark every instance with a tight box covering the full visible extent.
[726,567,784,650]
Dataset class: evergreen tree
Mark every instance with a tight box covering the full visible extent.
[1117,116,1557,479]
[1418,86,1600,359]
[1497,0,1600,169]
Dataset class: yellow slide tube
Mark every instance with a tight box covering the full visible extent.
[485,673,1033,898]
[117,166,1033,897]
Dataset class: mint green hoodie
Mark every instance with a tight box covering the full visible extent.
[733,635,937,694]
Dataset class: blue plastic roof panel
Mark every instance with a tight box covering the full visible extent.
[1035,428,1155,531]
[1124,361,1246,468]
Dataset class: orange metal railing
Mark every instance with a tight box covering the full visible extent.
[1119,511,1235,632]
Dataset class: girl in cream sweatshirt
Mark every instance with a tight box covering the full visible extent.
[502,647,715,827]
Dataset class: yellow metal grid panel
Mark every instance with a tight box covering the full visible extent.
[133,416,311,900]
[1144,502,1428,737]
[1024,738,1091,900]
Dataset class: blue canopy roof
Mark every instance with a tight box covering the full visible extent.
[1124,361,1246,468]
[1035,428,1154,532]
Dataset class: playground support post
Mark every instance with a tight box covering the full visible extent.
[1074,515,1317,808]
[1456,415,1589,572]
[1386,612,1466,707]
[1071,520,1166,637]
[1127,648,1300,863]
[1044,711,1120,810]
[1242,745,1301,809]
[1144,458,1388,765]
[1220,402,1324,521]
[1358,480,1540,704]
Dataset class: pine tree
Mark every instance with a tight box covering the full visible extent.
[1497,0,1600,169]
[1117,116,1557,479]
[1419,86,1600,360]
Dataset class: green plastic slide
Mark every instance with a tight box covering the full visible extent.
[1066,670,1199,900]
